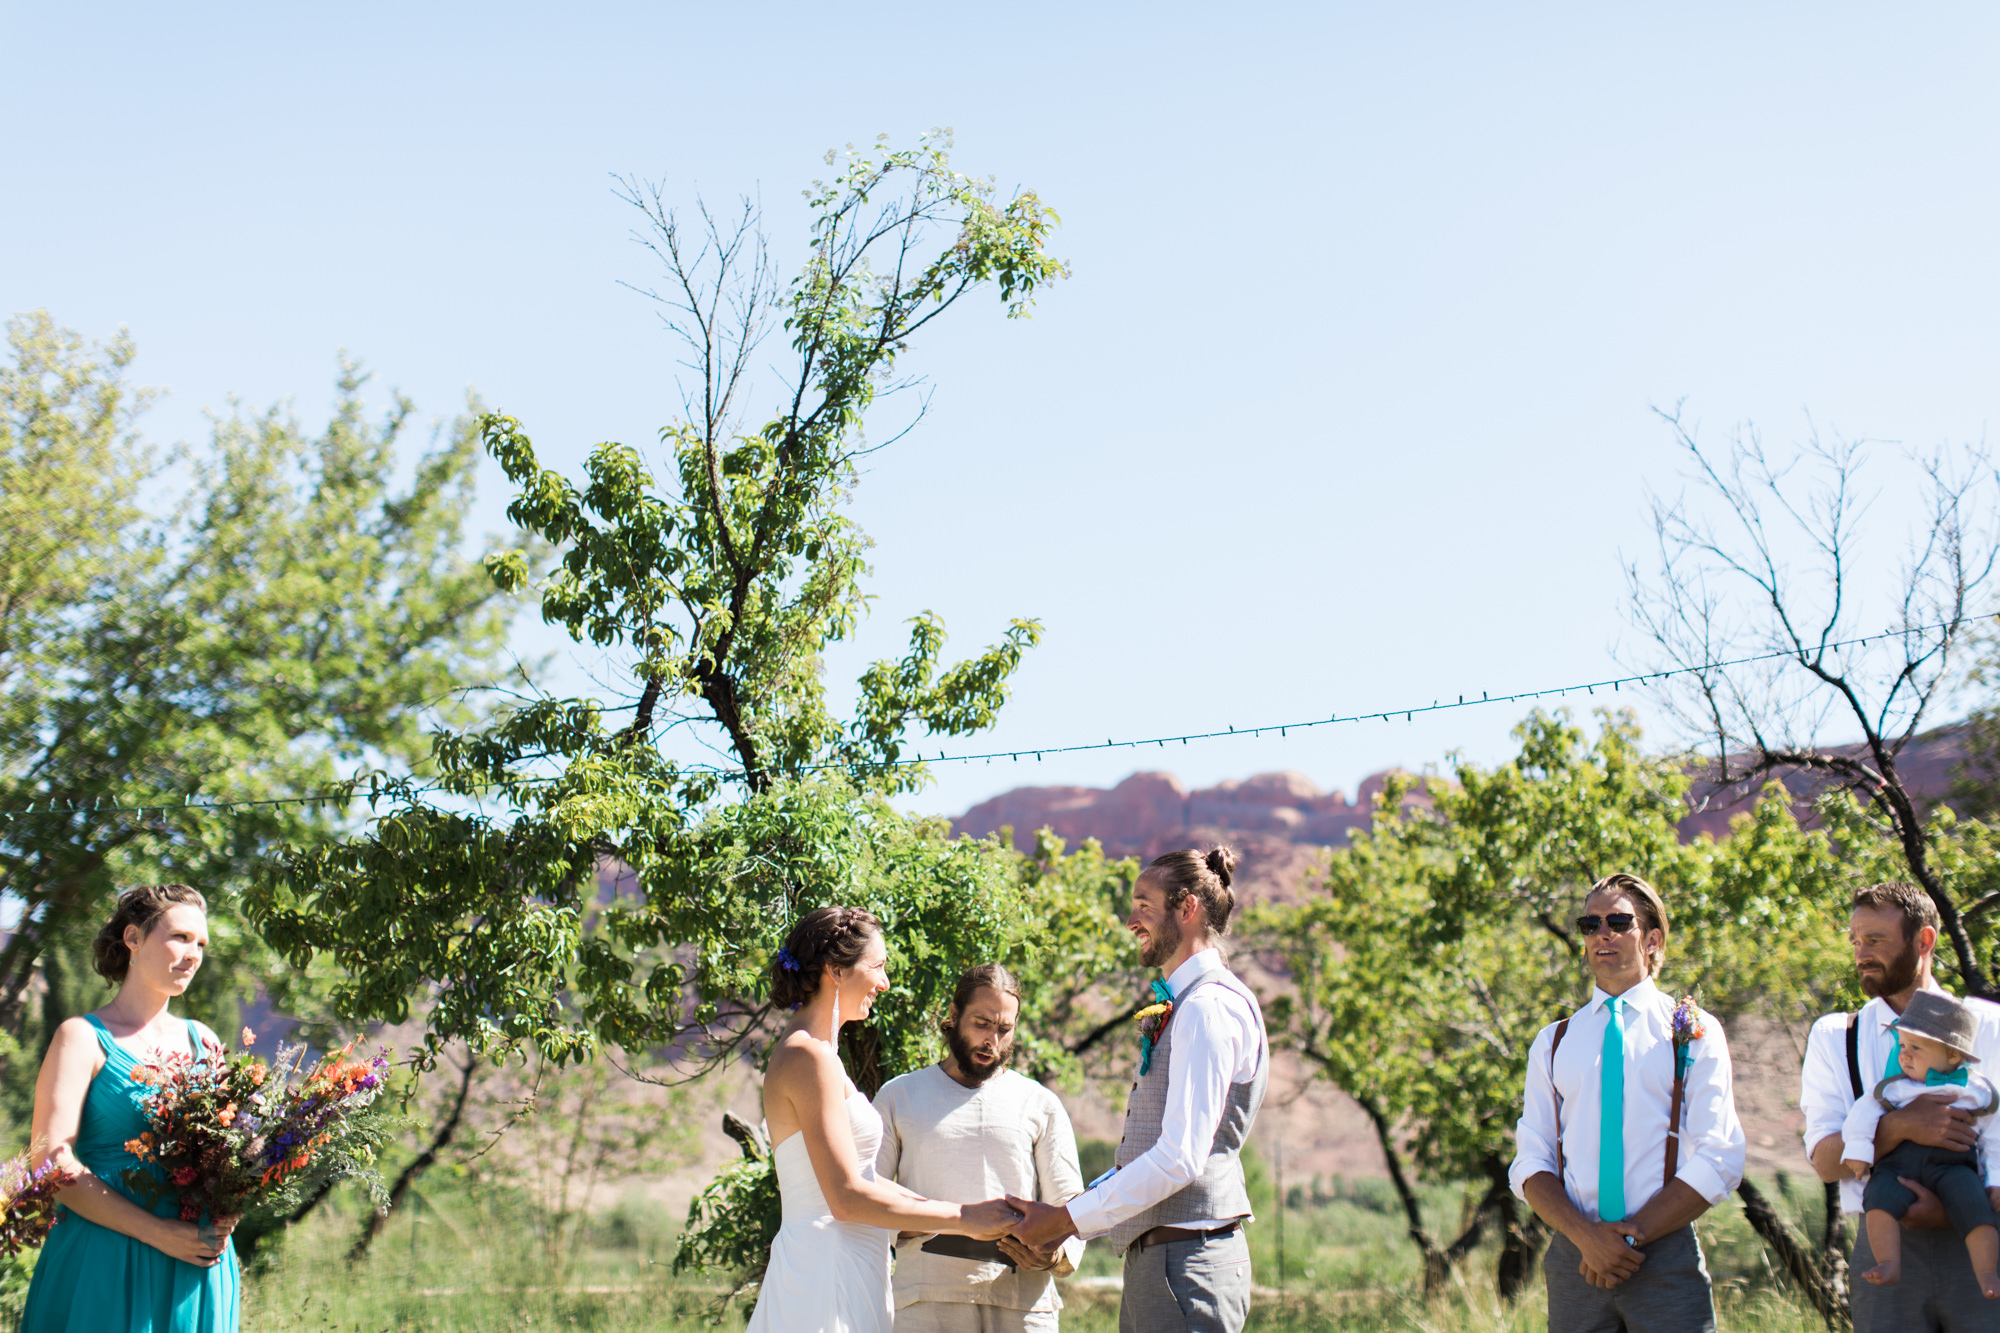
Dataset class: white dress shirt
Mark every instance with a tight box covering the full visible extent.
[1065,947,1263,1240]
[1801,985,2000,1212]
[1509,977,1746,1221]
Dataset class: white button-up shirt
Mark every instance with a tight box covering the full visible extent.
[1800,986,2000,1212]
[1509,977,1746,1220]
[1065,947,1262,1239]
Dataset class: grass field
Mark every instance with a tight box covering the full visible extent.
[220,1171,1839,1331]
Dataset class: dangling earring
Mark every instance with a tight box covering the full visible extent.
[831,972,842,1046]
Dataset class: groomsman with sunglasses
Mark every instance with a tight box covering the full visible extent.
[1510,872,1747,1333]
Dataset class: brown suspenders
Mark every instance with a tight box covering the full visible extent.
[1550,1017,1572,1182]
[1663,1057,1687,1187]
[1548,1007,1685,1194]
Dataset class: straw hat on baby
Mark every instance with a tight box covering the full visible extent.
[1892,989,1981,1062]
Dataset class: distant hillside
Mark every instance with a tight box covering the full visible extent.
[952,724,1975,902]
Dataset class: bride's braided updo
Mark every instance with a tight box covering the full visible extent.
[770,906,881,1010]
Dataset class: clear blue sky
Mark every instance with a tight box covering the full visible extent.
[6,2,1997,817]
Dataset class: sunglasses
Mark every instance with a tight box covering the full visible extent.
[1576,913,1638,936]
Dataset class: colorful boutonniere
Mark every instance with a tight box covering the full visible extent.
[1137,979,1175,1075]
[1671,993,1705,1080]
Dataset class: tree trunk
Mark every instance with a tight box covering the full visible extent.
[841,1025,886,1100]
[1355,1095,1502,1296]
[1873,753,1995,999]
[348,1055,478,1264]
[232,1173,340,1267]
[1820,1182,1852,1323]
[1736,1177,1850,1328]
[1493,1172,1546,1301]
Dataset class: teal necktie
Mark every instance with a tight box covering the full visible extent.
[1599,996,1626,1223]
[1885,1030,1902,1082]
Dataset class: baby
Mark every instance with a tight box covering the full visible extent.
[1841,989,2000,1298]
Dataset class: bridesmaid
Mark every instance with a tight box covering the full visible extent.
[19,884,240,1332]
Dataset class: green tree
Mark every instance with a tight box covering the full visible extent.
[1257,709,1853,1300]
[674,826,1142,1288]
[0,312,521,1083]
[249,133,1072,1070]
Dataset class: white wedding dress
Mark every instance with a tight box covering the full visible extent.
[746,1088,894,1333]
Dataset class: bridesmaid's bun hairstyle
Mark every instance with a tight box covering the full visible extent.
[771,906,881,1010]
[92,884,207,983]
[1143,846,1238,936]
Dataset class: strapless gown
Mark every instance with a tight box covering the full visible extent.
[745,1089,893,1333]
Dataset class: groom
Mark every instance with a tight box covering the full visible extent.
[1007,847,1267,1333]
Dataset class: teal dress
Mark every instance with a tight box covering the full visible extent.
[18,1015,240,1333]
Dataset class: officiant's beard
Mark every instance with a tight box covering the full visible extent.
[943,1020,1008,1085]
[1860,938,1921,998]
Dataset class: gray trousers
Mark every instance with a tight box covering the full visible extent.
[1118,1229,1251,1333]
[1544,1225,1715,1333]
[1853,1217,1996,1333]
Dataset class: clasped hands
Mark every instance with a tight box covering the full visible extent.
[947,1198,1056,1271]
[160,1213,239,1267]
[1574,1219,1646,1289]
[996,1195,1075,1269]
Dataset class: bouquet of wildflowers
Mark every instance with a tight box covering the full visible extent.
[122,1030,392,1225]
[0,1150,76,1255]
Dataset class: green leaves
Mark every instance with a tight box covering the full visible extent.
[0,320,522,1047]
[1260,708,1853,1188]
[253,140,1072,1078]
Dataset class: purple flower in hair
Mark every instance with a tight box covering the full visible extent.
[777,947,801,973]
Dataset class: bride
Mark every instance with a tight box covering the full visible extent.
[747,906,1022,1333]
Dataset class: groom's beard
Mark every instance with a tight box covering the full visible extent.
[943,1020,1008,1085]
[1140,912,1182,970]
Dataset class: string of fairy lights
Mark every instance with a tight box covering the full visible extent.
[0,613,1983,824]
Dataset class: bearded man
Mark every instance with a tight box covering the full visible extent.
[1801,882,2000,1333]
[873,963,1086,1333]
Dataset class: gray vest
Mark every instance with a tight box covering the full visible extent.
[1104,962,1269,1253]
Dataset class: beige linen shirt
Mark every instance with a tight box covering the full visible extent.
[874,1065,1086,1312]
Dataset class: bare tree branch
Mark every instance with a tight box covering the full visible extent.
[1627,409,2000,995]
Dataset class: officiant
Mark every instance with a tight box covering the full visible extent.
[873,963,1087,1332]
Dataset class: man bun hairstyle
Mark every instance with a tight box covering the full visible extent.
[944,962,1022,1031]
[1145,845,1238,936]
[770,905,882,1010]
[1587,871,1669,976]
[1851,881,1939,943]
[92,884,207,984]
